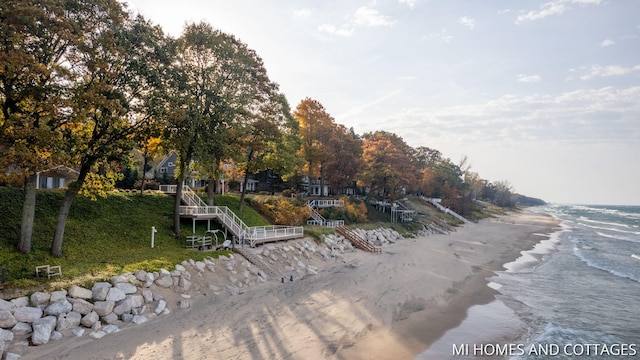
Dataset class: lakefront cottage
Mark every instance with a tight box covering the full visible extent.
[35,165,79,190]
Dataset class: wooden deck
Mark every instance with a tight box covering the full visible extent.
[161,185,304,246]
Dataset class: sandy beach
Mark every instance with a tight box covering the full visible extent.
[20,209,559,360]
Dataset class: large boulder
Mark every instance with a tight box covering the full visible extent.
[154,274,173,288]
[134,269,148,282]
[49,290,67,303]
[153,300,166,315]
[13,307,43,323]
[69,298,94,315]
[56,312,81,331]
[92,301,115,317]
[30,292,50,309]
[0,300,15,313]
[92,282,112,301]
[31,316,57,345]
[10,297,29,308]
[102,312,118,324]
[114,282,137,295]
[45,299,73,317]
[106,287,126,302]
[68,285,93,300]
[113,297,132,316]
[80,311,99,328]
[0,310,17,329]
[11,322,32,337]
[0,329,13,342]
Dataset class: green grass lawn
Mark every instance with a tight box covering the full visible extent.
[0,187,266,292]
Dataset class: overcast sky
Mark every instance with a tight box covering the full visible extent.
[124,0,640,205]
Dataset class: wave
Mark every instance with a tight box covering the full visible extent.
[578,216,636,229]
[569,205,640,220]
[573,248,640,283]
[595,231,640,244]
[580,222,640,235]
[514,322,623,359]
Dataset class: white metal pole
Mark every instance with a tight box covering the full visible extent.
[151,226,157,248]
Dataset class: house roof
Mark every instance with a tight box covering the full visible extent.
[38,165,80,176]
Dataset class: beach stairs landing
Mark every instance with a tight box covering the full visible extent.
[235,247,280,280]
[336,226,381,254]
[307,199,345,228]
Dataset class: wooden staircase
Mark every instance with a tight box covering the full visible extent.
[307,199,345,227]
[336,226,381,254]
[160,184,304,246]
[235,247,280,280]
[421,196,471,224]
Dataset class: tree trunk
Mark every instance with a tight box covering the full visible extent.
[174,179,183,239]
[51,165,90,258]
[140,150,149,195]
[239,171,250,212]
[207,179,215,206]
[51,188,78,257]
[239,149,254,212]
[319,162,325,197]
[18,174,37,254]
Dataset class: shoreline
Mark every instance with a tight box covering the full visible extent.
[18,209,559,360]
[341,209,560,360]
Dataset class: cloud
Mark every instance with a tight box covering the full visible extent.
[515,0,603,24]
[384,86,640,146]
[517,74,541,83]
[458,16,475,29]
[338,89,404,120]
[578,64,640,79]
[318,6,393,38]
[399,0,417,9]
[423,29,454,43]
[318,23,354,37]
[600,38,614,46]
[294,9,311,18]
[354,6,395,27]
[516,2,567,24]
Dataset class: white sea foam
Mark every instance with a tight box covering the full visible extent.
[578,216,635,229]
[595,231,640,243]
[573,248,640,283]
[580,223,640,235]
[570,205,640,219]
[513,322,623,359]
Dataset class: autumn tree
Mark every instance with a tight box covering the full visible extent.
[235,93,303,211]
[414,146,444,170]
[0,0,87,253]
[493,180,515,207]
[323,125,362,194]
[360,131,417,200]
[136,132,163,194]
[293,98,335,195]
[50,4,169,257]
[463,171,484,201]
[164,22,283,237]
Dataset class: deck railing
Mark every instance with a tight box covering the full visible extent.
[307,199,345,208]
[163,184,303,246]
[422,197,471,224]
